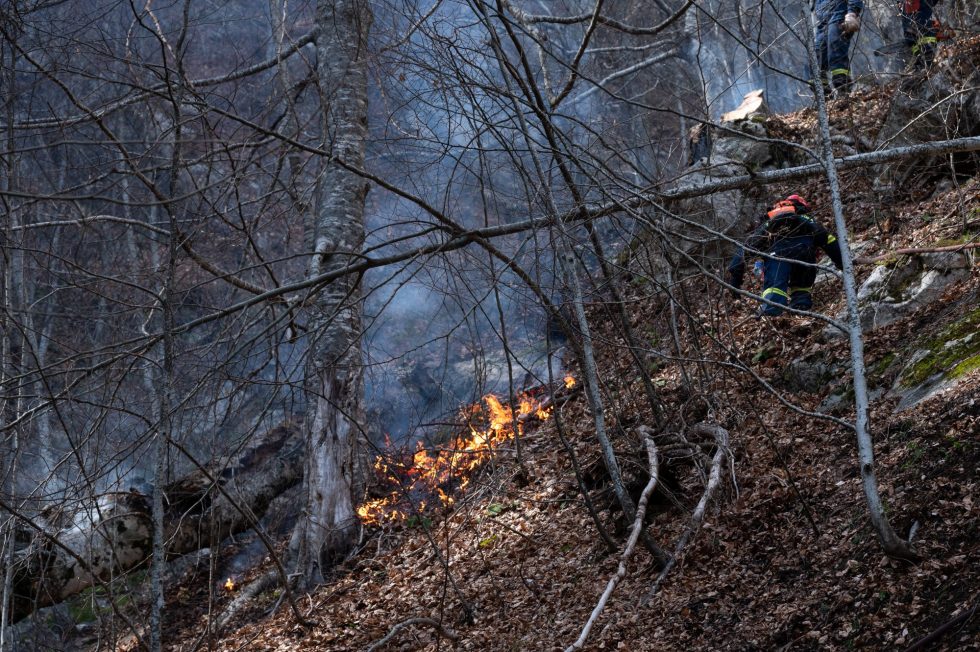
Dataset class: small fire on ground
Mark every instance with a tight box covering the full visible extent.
[224,578,235,592]
[356,381,571,526]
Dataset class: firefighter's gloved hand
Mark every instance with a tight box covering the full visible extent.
[842,12,860,34]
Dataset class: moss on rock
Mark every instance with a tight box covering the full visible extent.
[868,352,897,388]
[951,353,980,378]
[899,307,980,388]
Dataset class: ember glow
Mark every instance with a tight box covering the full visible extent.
[224,577,235,592]
[357,383,568,526]
[564,375,576,389]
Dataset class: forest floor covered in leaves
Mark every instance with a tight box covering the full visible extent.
[149,85,979,652]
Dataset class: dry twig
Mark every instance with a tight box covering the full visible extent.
[565,428,660,652]
[902,601,977,652]
[641,423,730,604]
[365,617,460,652]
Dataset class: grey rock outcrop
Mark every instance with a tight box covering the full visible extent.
[886,300,980,411]
[651,90,780,277]
[855,252,971,330]
[781,357,837,394]
[874,42,980,198]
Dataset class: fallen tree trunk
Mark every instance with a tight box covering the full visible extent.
[4,422,304,623]
[854,241,980,265]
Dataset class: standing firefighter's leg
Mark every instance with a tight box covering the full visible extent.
[827,19,854,94]
[902,0,937,68]
[760,256,791,316]
[789,262,818,310]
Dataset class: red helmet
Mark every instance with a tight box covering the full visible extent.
[785,194,810,211]
[766,194,810,222]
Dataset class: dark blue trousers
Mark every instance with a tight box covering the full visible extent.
[760,237,818,316]
[902,0,938,65]
[815,0,853,81]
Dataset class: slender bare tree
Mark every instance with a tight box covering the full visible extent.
[291,0,373,587]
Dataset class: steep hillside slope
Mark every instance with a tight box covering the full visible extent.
[142,72,979,652]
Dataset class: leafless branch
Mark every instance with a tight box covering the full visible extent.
[566,429,660,652]
[641,423,729,604]
[365,617,459,652]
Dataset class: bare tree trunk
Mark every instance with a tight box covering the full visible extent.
[560,253,633,518]
[0,189,16,652]
[292,0,372,587]
[271,0,311,234]
[0,33,19,651]
[803,8,916,561]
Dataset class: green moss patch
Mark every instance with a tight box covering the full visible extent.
[869,352,897,388]
[69,585,134,623]
[951,353,980,378]
[932,231,978,247]
[874,254,913,269]
[899,307,980,388]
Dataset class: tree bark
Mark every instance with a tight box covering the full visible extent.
[803,8,916,561]
[291,0,372,587]
[4,423,304,623]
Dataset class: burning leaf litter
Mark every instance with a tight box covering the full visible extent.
[356,383,569,526]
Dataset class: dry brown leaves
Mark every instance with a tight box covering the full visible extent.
[152,57,980,652]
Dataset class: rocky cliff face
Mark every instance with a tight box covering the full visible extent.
[686,0,905,118]
[656,43,980,414]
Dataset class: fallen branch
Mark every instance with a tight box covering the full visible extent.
[365,617,459,652]
[641,423,730,605]
[854,241,980,265]
[902,601,977,652]
[213,570,280,633]
[659,136,980,202]
[565,429,660,652]
[12,135,974,365]
[7,423,304,622]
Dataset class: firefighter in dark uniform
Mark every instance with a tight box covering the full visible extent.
[900,0,941,68]
[727,195,844,317]
[814,0,863,95]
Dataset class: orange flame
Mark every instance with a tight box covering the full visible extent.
[224,578,235,592]
[564,375,576,389]
[356,380,573,526]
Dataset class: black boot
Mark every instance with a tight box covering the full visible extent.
[904,33,937,71]
[820,76,833,99]
[831,72,852,96]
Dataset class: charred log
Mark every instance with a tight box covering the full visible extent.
[5,422,303,623]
